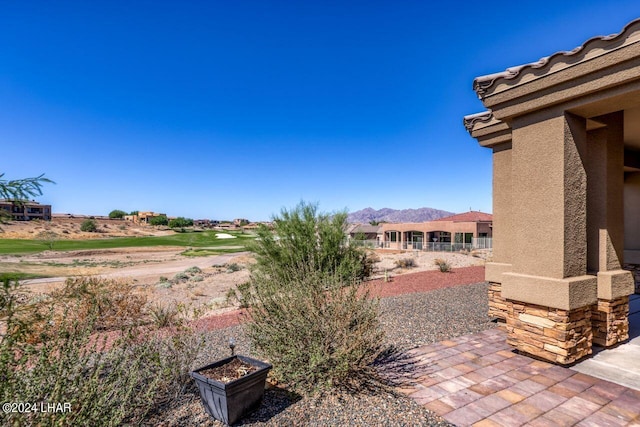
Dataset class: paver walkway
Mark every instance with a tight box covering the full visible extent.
[379,328,640,426]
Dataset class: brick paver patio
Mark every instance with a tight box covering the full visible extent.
[379,328,640,426]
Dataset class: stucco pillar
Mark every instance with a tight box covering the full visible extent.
[486,142,512,320]
[501,111,597,364]
[586,112,634,346]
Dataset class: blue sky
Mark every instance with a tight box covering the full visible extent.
[2,1,639,221]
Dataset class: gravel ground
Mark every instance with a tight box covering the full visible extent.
[146,282,495,426]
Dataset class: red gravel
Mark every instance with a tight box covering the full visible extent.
[365,266,485,298]
[194,266,485,332]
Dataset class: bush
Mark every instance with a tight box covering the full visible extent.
[19,277,148,342]
[80,219,97,232]
[245,202,382,392]
[434,258,451,272]
[226,263,242,272]
[149,215,169,226]
[185,266,202,274]
[226,281,252,308]
[245,262,382,392]
[249,201,372,284]
[169,217,193,228]
[394,258,416,268]
[108,209,127,219]
[148,302,181,328]
[173,272,189,282]
[0,277,203,426]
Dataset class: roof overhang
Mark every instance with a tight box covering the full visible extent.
[465,18,640,149]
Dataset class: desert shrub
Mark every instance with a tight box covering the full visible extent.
[156,281,172,289]
[18,277,147,343]
[245,202,382,393]
[249,202,373,284]
[245,262,383,392]
[0,277,203,426]
[394,257,416,268]
[226,262,242,272]
[434,258,451,273]
[148,302,181,328]
[159,276,168,282]
[173,272,189,282]
[225,281,252,308]
[80,219,98,232]
[185,266,202,274]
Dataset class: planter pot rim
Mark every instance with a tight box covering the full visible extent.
[191,354,272,425]
[190,354,272,389]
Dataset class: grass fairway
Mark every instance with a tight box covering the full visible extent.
[0,230,255,254]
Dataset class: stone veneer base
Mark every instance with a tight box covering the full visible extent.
[488,282,507,320]
[591,296,629,347]
[505,300,592,365]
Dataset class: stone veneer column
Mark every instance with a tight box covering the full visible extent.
[586,112,634,347]
[502,111,597,364]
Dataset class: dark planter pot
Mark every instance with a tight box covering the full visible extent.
[190,355,272,426]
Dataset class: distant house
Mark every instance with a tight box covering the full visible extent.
[0,199,52,221]
[194,219,219,228]
[233,218,250,226]
[379,211,492,250]
[124,211,166,224]
[346,224,382,241]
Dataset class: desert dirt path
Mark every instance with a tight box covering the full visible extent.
[19,251,250,286]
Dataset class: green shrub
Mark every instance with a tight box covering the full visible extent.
[245,202,382,393]
[80,219,97,232]
[149,215,169,226]
[168,217,193,228]
[191,275,204,282]
[249,201,372,284]
[108,209,127,219]
[434,258,451,272]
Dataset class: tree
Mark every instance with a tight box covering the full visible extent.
[129,210,139,216]
[149,215,168,226]
[168,217,193,228]
[80,219,97,232]
[0,173,53,230]
[36,230,59,250]
[108,210,127,219]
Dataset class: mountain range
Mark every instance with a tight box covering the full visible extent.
[347,207,455,224]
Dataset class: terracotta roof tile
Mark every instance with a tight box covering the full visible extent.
[434,211,493,222]
[473,18,640,98]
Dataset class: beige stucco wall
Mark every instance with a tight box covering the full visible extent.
[491,143,512,264]
[509,111,588,280]
[624,172,640,263]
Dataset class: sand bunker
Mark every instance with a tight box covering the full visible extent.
[215,233,237,239]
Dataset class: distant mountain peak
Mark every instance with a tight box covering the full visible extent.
[347,207,455,224]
